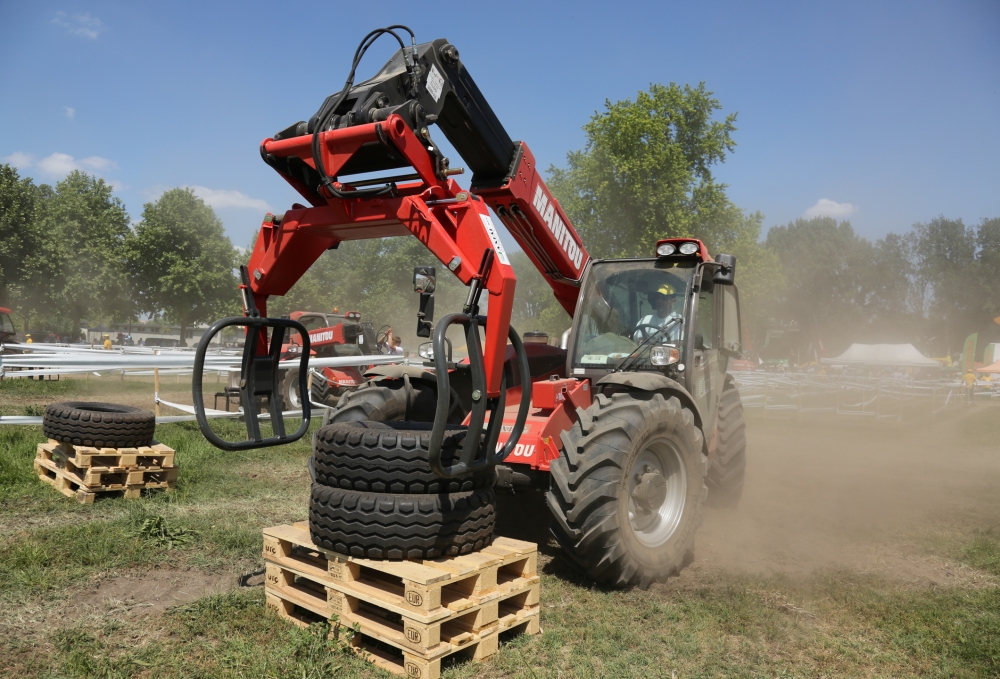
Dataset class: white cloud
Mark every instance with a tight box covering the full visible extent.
[65,106,75,120]
[803,198,857,220]
[79,156,116,172]
[53,11,103,39]
[36,152,79,177]
[9,152,118,180]
[188,186,272,212]
[2,152,34,170]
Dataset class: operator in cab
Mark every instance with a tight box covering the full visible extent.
[634,284,682,342]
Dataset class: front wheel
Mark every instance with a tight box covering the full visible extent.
[547,392,707,588]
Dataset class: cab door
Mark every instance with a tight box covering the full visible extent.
[689,269,720,442]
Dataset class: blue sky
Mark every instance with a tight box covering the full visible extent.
[2,1,998,251]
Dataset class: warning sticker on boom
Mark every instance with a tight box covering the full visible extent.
[426,65,445,103]
[480,214,510,265]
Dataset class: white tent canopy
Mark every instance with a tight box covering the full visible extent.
[821,343,941,367]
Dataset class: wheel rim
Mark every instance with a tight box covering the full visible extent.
[287,380,302,408]
[627,440,687,547]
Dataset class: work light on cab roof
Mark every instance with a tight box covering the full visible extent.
[655,238,712,260]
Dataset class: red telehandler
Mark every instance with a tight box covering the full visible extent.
[193,26,747,587]
[276,309,383,408]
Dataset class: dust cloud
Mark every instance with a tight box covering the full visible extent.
[695,408,1000,586]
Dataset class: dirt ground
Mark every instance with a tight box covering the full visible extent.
[498,405,1000,590]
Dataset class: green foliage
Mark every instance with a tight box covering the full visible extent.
[763,215,999,358]
[547,82,739,260]
[125,189,239,344]
[0,164,41,307]
[36,172,131,333]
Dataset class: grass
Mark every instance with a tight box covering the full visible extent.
[1,377,1000,677]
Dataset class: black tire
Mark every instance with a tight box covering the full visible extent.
[310,372,332,406]
[309,484,496,559]
[314,421,491,493]
[706,378,747,508]
[43,402,156,448]
[547,392,707,588]
[323,378,463,427]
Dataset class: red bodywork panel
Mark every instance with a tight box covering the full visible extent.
[493,378,593,471]
[478,143,588,316]
[247,115,517,397]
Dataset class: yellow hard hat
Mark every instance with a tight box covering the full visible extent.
[25,333,31,337]
[650,284,677,299]
[103,333,110,337]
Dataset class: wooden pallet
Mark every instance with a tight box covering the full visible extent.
[262,522,539,678]
[34,441,177,503]
[38,439,175,469]
[264,522,538,622]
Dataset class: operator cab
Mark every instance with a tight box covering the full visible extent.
[566,239,741,431]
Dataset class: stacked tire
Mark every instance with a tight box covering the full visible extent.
[308,418,496,560]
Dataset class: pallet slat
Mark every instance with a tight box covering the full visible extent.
[39,440,175,469]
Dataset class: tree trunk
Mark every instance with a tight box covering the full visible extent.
[179,319,187,347]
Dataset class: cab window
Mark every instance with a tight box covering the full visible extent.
[695,277,714,350]
[299,315,327,332]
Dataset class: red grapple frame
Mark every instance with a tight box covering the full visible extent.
[248,114,516,397]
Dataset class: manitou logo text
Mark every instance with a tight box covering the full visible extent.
[310,330,333,343]
[496,442,536,457]
[531,183,584,271]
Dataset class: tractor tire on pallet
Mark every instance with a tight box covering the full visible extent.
[309,484,496,559]
[313,421,492,494]
[43,402,156,448]
[547,392,707,588]
[706,377,747,509]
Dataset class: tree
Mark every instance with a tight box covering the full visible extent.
[0,164,41,308]
[547,82,739,260]
[912,217,979,354]
[35,171,132,334]
[126,189,239,345]
[764,217,876,354]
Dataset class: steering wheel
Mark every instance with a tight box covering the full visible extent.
[375,325,392,354]
[628,323,665,341]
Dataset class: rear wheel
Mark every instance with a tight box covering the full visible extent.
[706,377,747,508]
[547,392,706,588]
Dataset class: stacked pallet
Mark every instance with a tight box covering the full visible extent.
[263,522,540,679]
[34,439,177,503]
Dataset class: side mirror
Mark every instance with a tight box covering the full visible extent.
[414,265,436,338]
[714,254,736,285]
[413,266,436,293]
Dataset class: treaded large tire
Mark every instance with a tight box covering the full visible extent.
[310,373,334,406]
[706,377,747,508]
[323,378,463,427]
[43,402,156,448]
[313,421,492,493]
[547,392,707,588]
[309,484,496,559]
